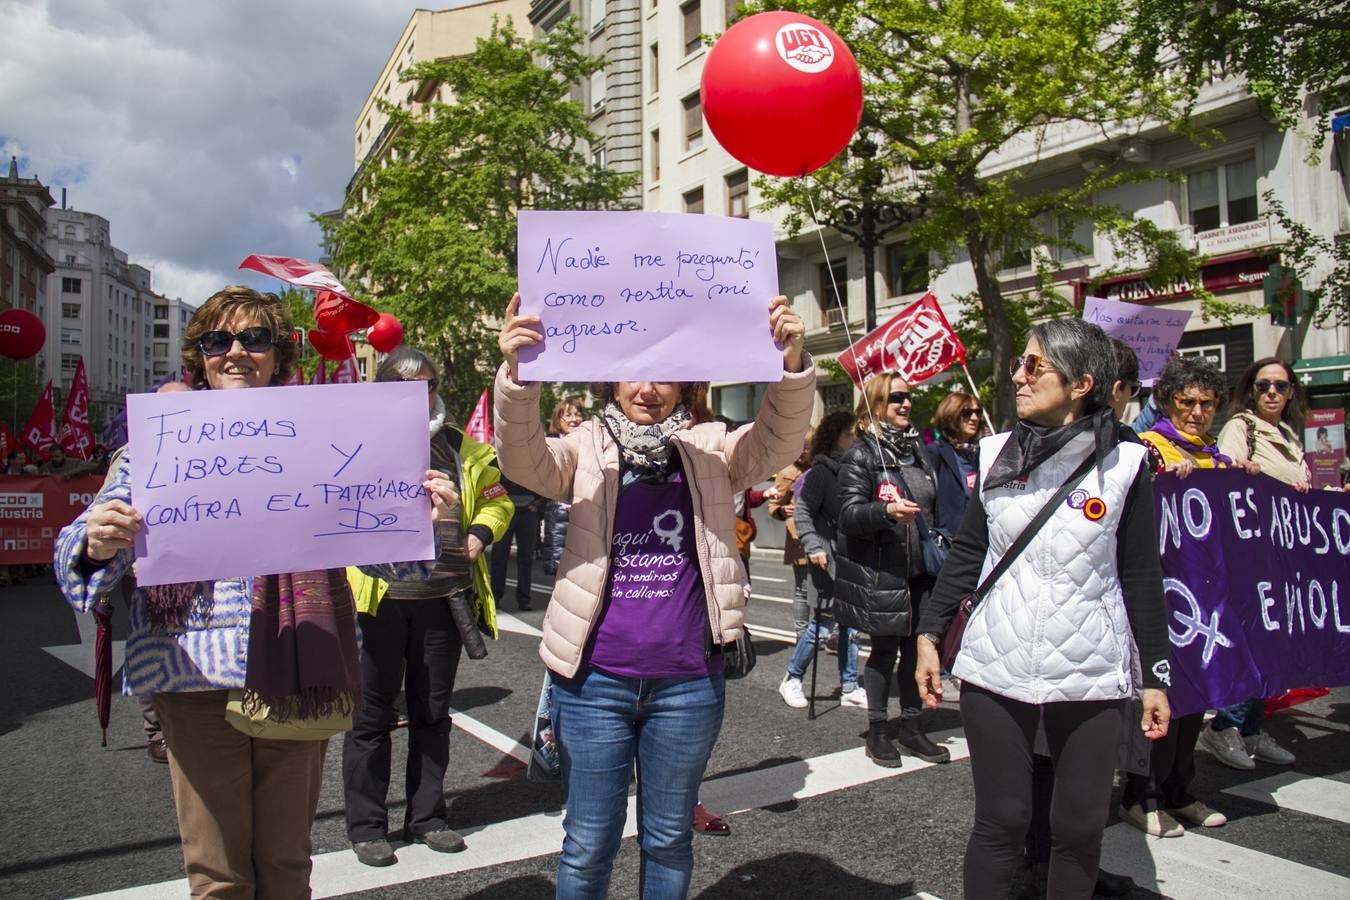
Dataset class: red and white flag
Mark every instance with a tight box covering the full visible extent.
[330,355,360,384]
[310,360,327,385]
[21,381,57,461]
[57,357,95,459]
[838,292,966,387]
[465,389,492,444]
[238,254,351,297]
[0,422,13,463]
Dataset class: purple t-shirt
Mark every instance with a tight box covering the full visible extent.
[586,473,724,679]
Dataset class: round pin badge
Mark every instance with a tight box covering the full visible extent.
[877,482,901,503]
[1066,488,1089,510]
[1083,497,1107,521]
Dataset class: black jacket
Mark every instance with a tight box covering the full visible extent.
[834,436,936,636]
[540,499,569,575]
[927,438,975,538]
[793,452,843,559]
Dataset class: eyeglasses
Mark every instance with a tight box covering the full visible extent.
[1010,354,1058,380]
[960,408,982,419]
[1173,395,1219,412]
[400,376,439,393]
[1254,379,1292,396]
[199,327,275,357]
[887,391,911,405]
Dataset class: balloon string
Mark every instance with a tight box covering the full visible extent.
[804,192,890,483]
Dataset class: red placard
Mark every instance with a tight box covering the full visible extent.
[0,474,105,564]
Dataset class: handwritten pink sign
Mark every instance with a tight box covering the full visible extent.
[516,210,784,382]
[1082,296,1191,386]
[126,382,433,585]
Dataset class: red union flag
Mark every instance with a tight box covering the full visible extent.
[838,292,966,387]
[238,254,350,296]
[330,355,360,384]
[465,389,492,444]
[57,357,94,459]
[21,381,57,460]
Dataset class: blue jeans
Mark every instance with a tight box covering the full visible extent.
[785,615,858,692]
[552,667,725,900]
[1212,697,1264,736]
[790,563,810,634]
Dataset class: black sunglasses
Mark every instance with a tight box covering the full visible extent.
[1254,379,1292,396]
[199,327,275,357]
[960,407,982,419]
[887,391,911,405]
[400,376,439,392]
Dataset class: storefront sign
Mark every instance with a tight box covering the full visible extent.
[1195,217,1272,256]
[1075,252,1274,306]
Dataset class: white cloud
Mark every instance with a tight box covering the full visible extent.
[0,0,422,301]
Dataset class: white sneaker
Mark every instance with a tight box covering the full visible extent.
[778,676,807,709]
[840,687,868,708]
[1244,731,1295,765]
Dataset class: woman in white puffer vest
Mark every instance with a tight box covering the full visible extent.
[914,319,1172,900]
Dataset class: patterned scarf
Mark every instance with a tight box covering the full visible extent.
[1151,417,1232,466]
[876,422,923,462]
[600,401,692,479]
[242,570,361,721]
[949,439,979,467]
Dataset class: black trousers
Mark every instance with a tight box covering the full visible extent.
[490,504,540,603]
[1121,711,1205,811]
[961,682,1125,900]
[862,575,932,724]
[343,595,464,842]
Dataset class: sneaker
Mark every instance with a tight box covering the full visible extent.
[1199,725,1256,770]
[778,676,808,709]
[1244,731,1295,765]
[406,828,466,853]
[1118,803,1184,838]
[840,686,868,708]
[1168,800,1227,828]
[352,839,397,867]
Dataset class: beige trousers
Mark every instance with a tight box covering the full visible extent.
[154,690,327,899]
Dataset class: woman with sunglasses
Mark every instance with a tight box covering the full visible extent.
[914,319,1171,899]
[834,373,950,767]
[1195,357,1309,772]
[55,286,461,898]
[927,391,986,539]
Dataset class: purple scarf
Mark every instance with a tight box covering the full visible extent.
[1151,417,1232,466]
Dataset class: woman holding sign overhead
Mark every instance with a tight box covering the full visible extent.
[494,293,813,900]
[54,286,461,899]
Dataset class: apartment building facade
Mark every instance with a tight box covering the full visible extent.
[0,157,56,326]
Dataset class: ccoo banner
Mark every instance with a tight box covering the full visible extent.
[0,474,106,564]
[1156,470,1350,717]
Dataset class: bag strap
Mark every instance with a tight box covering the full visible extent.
[968,450,1098,607]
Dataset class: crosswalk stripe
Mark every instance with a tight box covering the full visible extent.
[1099,821,1349,898]
[1221,771,1350,823]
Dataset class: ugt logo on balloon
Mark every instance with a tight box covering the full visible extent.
[775,23,835,73]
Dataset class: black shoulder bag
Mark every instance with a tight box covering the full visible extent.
[938,452,1097,670]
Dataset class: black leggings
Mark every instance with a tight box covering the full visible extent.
[862,575,932,724]
[960,682,1125,900]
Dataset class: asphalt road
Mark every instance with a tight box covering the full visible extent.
[2,552,1348,899]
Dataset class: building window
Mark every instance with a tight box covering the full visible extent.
[61,328,81,345]
[650,130,661,181]
[1187,158,1258,232]
[649,43,659,94]
[886,244,929,296]
[683,93,703,151]
[154,342,169,357]
[154,323,170,339]
[589,0,606,30]
[63,224,75,239]
[61,354,79,375]
[61,302,80,319]
[61,277,81,294]
[592,144,607,169]
[1053,214,1094,262]
[819,258,848,327]
[726,169,749,217]
[681,1,702,55]
[683,187,705,214]
[590,69,606,111]
[154,305,168,320]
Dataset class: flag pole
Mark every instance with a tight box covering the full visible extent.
[959,359,996,434]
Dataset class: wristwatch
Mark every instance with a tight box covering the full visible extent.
[918,633,940,646]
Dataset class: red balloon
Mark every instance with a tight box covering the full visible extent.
[0,308,46,360]
[701,12,863,177]
[307,328,354,361]
[314,289,380,334]
[367,313,404,353]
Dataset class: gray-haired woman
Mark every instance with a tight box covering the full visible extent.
[914,319,1172,898]
[341,347,515,867]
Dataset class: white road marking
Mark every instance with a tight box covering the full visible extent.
[42,603,125,680]
[750,574,789,584]
[493,610,542,638]
[1099,821,1350,898]
[73,732,970,899]
[448,707,531,765]
[1221,771,1350,823]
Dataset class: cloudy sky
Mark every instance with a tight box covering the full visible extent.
[0,0,463,304]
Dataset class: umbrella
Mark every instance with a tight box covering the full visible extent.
[93,598,114,746]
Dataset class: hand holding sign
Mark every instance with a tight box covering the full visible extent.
[85,499,144,562]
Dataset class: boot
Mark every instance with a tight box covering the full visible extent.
[448,593,488,660]
[897,716,951,763]
[865,721,903,768]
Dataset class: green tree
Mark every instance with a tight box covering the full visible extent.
[0,358,46,446]
[326,18,637,416]
[755,0,1217,426]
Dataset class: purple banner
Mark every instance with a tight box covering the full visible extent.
[1157,469,1350,717]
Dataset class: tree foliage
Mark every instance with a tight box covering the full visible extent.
[325,19,637,417]
[753,0,1222,426]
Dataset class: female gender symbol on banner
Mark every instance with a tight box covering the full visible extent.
[653,510,684,552]
[1164,576,1234,666]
